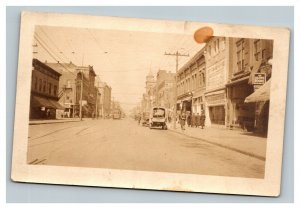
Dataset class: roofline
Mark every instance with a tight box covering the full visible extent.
[33,59,62,76]
[177,46,206,74]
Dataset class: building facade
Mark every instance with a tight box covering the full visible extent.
[45,61,78,118]
[30,59,63,119]
[204,37,229,127]
[75,66,97,118]
[176,48,207,116]
[143,71,156,112]
[155,70,175,109]
[226,38,273,133]
[98,82,112,118]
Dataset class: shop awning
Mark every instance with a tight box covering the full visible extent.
[244,79,271,103]
[31,95,65,109]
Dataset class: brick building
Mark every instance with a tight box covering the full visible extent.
[176,47,206,116]
[30,59,64,119]
[155,70,175,109]
[226,38,273,133]
[45,61,78,118]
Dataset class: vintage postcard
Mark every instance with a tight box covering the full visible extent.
[11,11,290,196]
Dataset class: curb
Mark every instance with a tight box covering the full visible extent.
[29,120,81,125]
[167,128,266,161]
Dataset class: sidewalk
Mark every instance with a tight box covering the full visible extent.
[29,118,84,125]
[167,123,267,160]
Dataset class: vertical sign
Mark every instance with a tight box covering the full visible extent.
[253,73,266,91]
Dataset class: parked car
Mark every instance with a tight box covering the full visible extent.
[149,107,167,130]
[141,112,150,126]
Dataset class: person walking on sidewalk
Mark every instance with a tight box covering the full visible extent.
[187,113,191,127]
[191,113,196,128]
[200,111,206,129]
[180,112,186,130]
[195,113,200,128]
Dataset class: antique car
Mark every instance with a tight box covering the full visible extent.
[149,107,168,130]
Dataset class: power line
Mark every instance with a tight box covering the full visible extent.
[37,27,72,63]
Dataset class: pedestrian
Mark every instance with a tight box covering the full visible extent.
[187,113,191,127]
[191,113,196,128]
[200,110,206,129]
[195,113,200,128]
[180,112,186,130]
[46,109,51,119]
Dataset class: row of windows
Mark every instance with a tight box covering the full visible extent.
[33,76,58,96]
[236,39,270,72]
[177,71,205,95]
[206,37,226,59]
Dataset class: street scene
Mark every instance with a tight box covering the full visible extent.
[28,25,273,179]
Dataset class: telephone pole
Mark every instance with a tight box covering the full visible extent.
[164,51,189,129]
[79,71,84,121]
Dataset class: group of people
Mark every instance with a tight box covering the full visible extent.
[179,111,206,131]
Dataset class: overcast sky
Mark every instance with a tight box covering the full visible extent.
[33,25,205,112]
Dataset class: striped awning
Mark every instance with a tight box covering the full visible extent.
[245,79,271,103]
[31,95,65,109]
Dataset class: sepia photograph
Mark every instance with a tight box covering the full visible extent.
[11,12,290,196]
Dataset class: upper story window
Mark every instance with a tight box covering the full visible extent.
[254,39,262,61]
[236,39,245,72]
[39,79,42,92]
[220,37,225,50]
[34,77,38,90]
[54,85,57,96]
[43,80,46,93]
[48,83,52,95]
[67,80,72,88]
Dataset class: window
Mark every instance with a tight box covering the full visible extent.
[262,49,267,61]
[54,85,57,96]
[254,40,262,61]
[49,83,52,95]
[202,72,205,86]
[39,79,42,91]
[208,45,211,57]
[43,80,46,92]
[67,80,72,88]
[199,74,202,86]
[236,39,245,72]
[34,77,37,90]
[220,37,225,50]
[216,39,219,53]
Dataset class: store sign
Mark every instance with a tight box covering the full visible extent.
[253,73,266,90]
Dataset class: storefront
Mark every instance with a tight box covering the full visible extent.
[30,95,64,119]
[226,78,255,131]
[245,79,271,134]
[192,95,205,114]
[205,89,226,127]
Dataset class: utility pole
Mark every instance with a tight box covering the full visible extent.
[95,77,100,119]
[164,51,189,129]
[79,70,84,121]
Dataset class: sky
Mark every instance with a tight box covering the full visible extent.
[33,25,205,113]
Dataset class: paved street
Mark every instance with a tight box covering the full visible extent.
[27,118,265,178]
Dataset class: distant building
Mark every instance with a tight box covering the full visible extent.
[75,66,97,118]
[98,82,112,118]
[142,70,156,112]
[45,61,78,118]
[45,62,97,118]
[155,70,175,109]
[30,59,64,119]
[176,47,206,115]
